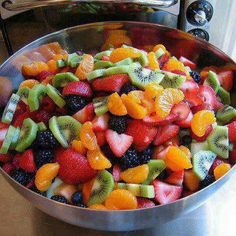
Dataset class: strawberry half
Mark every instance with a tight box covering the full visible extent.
[180,80,199,94]
[218,71,233,91]
[166,170,184,186]
[106,129,133,157]
[191,103,213,114]
[198,85,218,110]
[179,56,196,70]
[175,111,193,128]
[143,113,178,126]
[0,153,11,163]
[73,103,95,124]
[42,96,56,113]
[92,74,129,93]
[137,198,155,209]
[92,113,109,131]
[95,131,107,146]
[153,180,182,205]
[13,111,30,127]
[62,81,93,97]
[0,122,9,143]
[227,121,236,142]
[171,102,190,121]
[112,164,121,182]
[153,146,170,160]
[19,149,36,173]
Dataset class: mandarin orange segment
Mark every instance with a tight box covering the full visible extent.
[214,163,231,180]
[105,189,138,210]
[87,149,112,170]
[127,90,144,103]
[53,53,68,61]
[120,164,149,184]
[191,110,216,137]
[144,83,164,100]
[179,145,192,159]
[72,140,87,155]
[75,54,94,80]
[165,146,192,171]
[103,34,132,50]
[19,79,39,89]
[148,52,160,70]
[108,92,127,116]
[82,178,95,204]
[89,204,107,210]
[162,57,186,72]
[22,61,49,76]
[153,44,166,53]
[47,59,58,73]
[109,48,141,63]
[80,122,98,150]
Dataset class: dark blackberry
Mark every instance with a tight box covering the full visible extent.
[200,175,215,189]
[139,146,153,164]
[101,145,118,164]
[30,186,47,196]
[181,135,192,146]
[35,149,54,169]
[71,192,83,205]
[51,195,68,204]
[76,204,86,208]
[35,130,59,149]
[11,169,33,186]
[120,148,140,170]
[190,71,201,84]
[65,95,88,113]
[119,82,138,95]
[109,115,128,134]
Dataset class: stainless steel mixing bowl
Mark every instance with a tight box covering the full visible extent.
[0,22,235,232]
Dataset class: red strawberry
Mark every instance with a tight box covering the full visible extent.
[137,198,155,209]
[153,180,182,205]
[190,125,213,142]
[0,153,11,163]
[56,148,97,184]
[95,131,106,146]
[73,103,95,124]
[126,120,157,151]
[153,124,180,146]
[92,114,109,131]
[2,163,15,174]
[230,150,236,165]
[166,170,184,186]
[62,81,93,97]
[175,111,193,128]
[163,136,180,147]
[143,113,178,126]
[198,85,218,110]
[37,71,54,82]
[179,56,196,70]
[158,53,170,68]
[12,153,22,168]
[153,146,170,160]
[19,149,36,173]
[218,71,233,91]
[184,92,203,107]
[180,80,199,94]
[0,122,9,143]
[112,164,121,182]
[31,110,51,124]
[227,121,236,142]
[191,103,213,114]
[13,111,30,127]
[92,74,129,93]
[106,129,133,157]
[171,102,190,121]
[171,70,186,76]
[41,96,56,112]
[26,178,35,189]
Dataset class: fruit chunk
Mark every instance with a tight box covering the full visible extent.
[62,81,93,97]
[216,105,236,124]
[190,141,209,156]
[53,72,79,87]
[82,178,95,204]
[75,54,94,80]
[108,92,127,116]
[213,163,231,180]
[109,48,141,63]
[28,84,47,111]
[171,102,190,121]
[93,97,108,116]
[0,126,16,154]
[218,70,233,91]
[144,82,164,100]
[19,79,39,89]
[105,189,138,210]
[92,113,109,131]
[184,170,200,191]
[217,87,231,105]
[22,61,49,76]
[227,121,236,142]
[137,198,155,209]
[160,71,186,89]
[46,84,66,108]
[147,52,160,70]
[179,56,196,70]
[73,103,95,124]
[46,178,64,199]
[19,149,36,173]
[89,204,107,210]
[72,140,87,155]
[80,122,98,150]
[166,170,184,186]
[203,71,220,93]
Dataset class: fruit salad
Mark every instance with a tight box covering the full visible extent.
[0,43,235,211]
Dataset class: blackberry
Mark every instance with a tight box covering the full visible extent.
[51,195,68,204]
[139,146,153,164]
[119,82,138,95]
[11,169,33,186]
[200,175,215,189]
[35,149,54,169]
[65,95,88,113]
[181,135,192,146]
[109,115,128,134]
[101,145,118,164]
[35,130,59,149]
[190,71,201,84]
[71,192,83,205]
[30,186,47,196]
[120,148,140,170]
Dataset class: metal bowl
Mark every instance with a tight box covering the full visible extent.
[0,22,235,232]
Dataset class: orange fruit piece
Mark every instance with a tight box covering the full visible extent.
[103,34,132,50]
[105,189,138,210]
[41,75,54,85]
[108,92,127,116]
[153,44,166,53]
[144,83,164,101]
[214,163,231,180]
[120,164,149,184]
[127,90,144,103]
[53,53,68,61]
[35,163,60,192]
[109,48,141,63]
[148,52,160,70]
[164,146,192,171]
[75,54,94,80]
[89,204,107,210]
[184,170,200,192]
[191,110,216,137]
[162,57,186,73]
[80,122,98,150]
[19,79,39,89]
[22,61,49,76]
[87,149,112,170]
[155,88,184,118]
[72,140,87,155]
[47,59,58,73]
[82,178,95,204]
[179,145,191,159]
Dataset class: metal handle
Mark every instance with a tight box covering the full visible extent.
[2,0,177,11]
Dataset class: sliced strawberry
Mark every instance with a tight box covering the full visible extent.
[0,122,9,143]
[143,113,178,126]
[106,129,133,157]
[166,170,184,186]
[12,153,22,168]
[73,103,95,124]
[92,74,129,93]
[171,70,186,76]
[62,81,93,97]
[31,110,51,124]
[137,198,155,209]
[180,80,199,94]
[163,136,180,147]
[152,146,168,160]
[112,164,121,182]
[41,96,56,112]
[198,85,218,110]
[95,131,106,146]
[184,92,203,107]
[92,113,109,131]
[227,121,236,142]
[218,71,233,91]
[19,149,36,173]
[230,150,236,165]
[37,71,54,82]
[179,56,196,70]
[214,100,224,111]
[0,153,11,163]
[191,103,213,114]
[158,53,170,68]
[175,111,193,128]
[2,163,15,174]
[190,125,213,142]
[13,111,30,127]
[153,124,180,146]
[153,180,182,205]
[171,102,190,121]
[126,120,157,151]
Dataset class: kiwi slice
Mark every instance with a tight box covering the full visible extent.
[46,84,66,108]
[105,65,129,76]
[160,71,186,88]
[138,52,149,67]
[114,58,133,66]
[216,105,236,124]
[38,122,47,132]
[28,84,47,112]
[116,183,155,198]
[15,118,38,152]
[94,61,114,69]
[143,160,166,184]
[193,150,216,180]
[9,127,20,150]
[53,72,79,87]
[128,63,164,89]
[155,48,165,59]
[93,97,108,116]
[66,53,83,68]
[56,59,66,68]
[0,126,16,154]
[1,93,20,124]
[94,50,112,60]
[203,71,220,93]
[88,170,114,206]
[87,69,106,80]
[190,140,209,156]
[17,87,30,104]
[217,87,231,105]
[207,126,229,159]
[49,116,82,148]
[46,177,63,199]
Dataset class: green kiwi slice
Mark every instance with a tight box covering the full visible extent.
[207,126,229,159]
[114,58,133,66]
[160,71,186,88]
[17,87,30,104]
[46,84,66,108]
[116,183,155,198]
[193,150,216,180]
[93,97,108,116]
[38,122,47,132]
[49,116,82,148]
[128,63,164,89]
[203,71,220,93]
[94,61,114,69]
[216,105,236,124]
[88,170,114,206]
[46,177,63,199]
[1,93,20,124]
[217,87,231,105]
[15,118,38,152]
[66,53,83,68]
[105,65,129,76]
[9,127,20,150]
[94,50,112,60]
[138,52,149,67]
[190,140,209,156]
[143,160,166,184]
[87,69,106,80]
[28,84,47,112]
[53,72,79,87]
[155,48,165,59]
[0,126,16,154]
[56,59,66,68]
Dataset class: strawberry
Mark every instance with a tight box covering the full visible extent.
[158,53,170,68]
[171,102,190,121]
[143,113,178,126]
[0,122,9,143]
[153,124,179,146]
[19,149,36,173]
[198,85,218,110]
[179,56,196,70]
[73,103,95,124]
[153,146,170,160]
[13,111,30,127]
[56,148,97,184]
[112,164,121,182]
[171,70,186,76]
[31,110,51,124]
[191,103,213,114]
[126,120,157,151]
[227,121,236,142]
[2,163,15,175]
[95,131,106,146]
[190,125,213,142]
[137,198,155,209]
[175,111,193,128]
[184,92,203,107]
[153,180,182,205]
[163,136,180,147]
[41,96,56,112]
[230,150,236,165]
[218,71,233,91]
[166,170,184,186]
[0,153,11,163]
[12,153,22,168]
[92,114,109,131]
[37,71,54,82]
[92,74,129,93]
[62,81,93,97]
[106,129,133,157]
[180,80,199,95]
